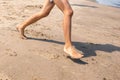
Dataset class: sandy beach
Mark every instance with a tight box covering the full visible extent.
[0,0,120,80]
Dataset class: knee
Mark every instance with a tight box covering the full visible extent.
[41,12,50,17]
[40,12,50,17]
[64,9,74,16]
[37,11,50,18]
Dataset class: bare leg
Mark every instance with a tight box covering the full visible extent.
[17,0,55,39]
[54,0,84,59]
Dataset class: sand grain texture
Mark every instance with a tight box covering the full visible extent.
[0,0,120,80]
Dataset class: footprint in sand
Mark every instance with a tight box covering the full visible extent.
[22,5,43,13]
[25,4,43,10]
[32,76,45,80]
[3,16,16,20]
[0,73,11,80]
[5,48,17,56]
[25,30,52,39]
[39,52,60,60]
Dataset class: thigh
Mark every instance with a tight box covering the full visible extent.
[41,0,55,13]
[53,0,72,12]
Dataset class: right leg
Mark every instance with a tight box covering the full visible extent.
[54,0,84,59]
[17,0,55,39]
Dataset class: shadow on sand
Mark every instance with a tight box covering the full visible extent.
[28,37,120,64]
[67,56,88,64]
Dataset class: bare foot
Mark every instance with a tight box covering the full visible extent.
[16,26,27,39]
[64,46,84,59]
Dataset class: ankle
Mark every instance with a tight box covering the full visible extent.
[64,44,72,49]
[17,24,25,29]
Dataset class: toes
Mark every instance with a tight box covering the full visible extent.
[16,26,27,40]
[73,54,84,59]
[78,54,84,58]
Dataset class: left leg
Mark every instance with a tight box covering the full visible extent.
[17,0,55,39]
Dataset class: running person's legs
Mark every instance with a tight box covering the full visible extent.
[17,0,55,39]
[54,0,84,58]
[17,0,83,58]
